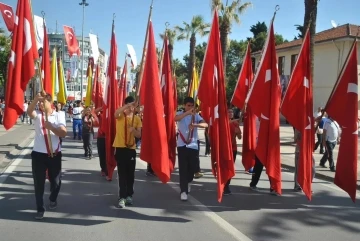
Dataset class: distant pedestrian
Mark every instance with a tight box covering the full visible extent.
[82,107,95,159]
[27,92,67,220]
[72,101,83,140]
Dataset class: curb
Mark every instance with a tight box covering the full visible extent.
[281,163,360,191]
[0,131,35,175]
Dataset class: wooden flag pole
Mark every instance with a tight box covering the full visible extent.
[135,0,154,100]
[40,11,54,157]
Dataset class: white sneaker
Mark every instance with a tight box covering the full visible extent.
[180,192,188,201]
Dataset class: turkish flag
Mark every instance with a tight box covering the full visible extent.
[4,0,37,130]
[197,9,235,202]
[0,2,14,32]
[281,30,314,200]
[231,42,256,171]
[41,24,52,95]
[140,21,171,183]
[245,19,282,194]
[161,35,176,172]
[325,40,358,202]
[63,25,80,57]
[103,21,119,178]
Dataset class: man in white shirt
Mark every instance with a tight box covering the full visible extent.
[72,100,84,140]
[22,101,28,124]
[27,92,67,220]
[319,117,341,172]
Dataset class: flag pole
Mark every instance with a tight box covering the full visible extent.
[39,11,54,157]
[135,0,154,100]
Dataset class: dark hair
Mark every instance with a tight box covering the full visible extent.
[125,96,135,104]
[183,97,194,105]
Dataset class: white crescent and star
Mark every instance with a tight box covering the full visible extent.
[4,10,12,18]
[67,31,73,40]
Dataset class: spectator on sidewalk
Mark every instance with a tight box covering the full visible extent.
[314,109,327,154]
[22,101,29,124]
[72,101,83,140]
[82,107,95,159]
[113,96,142,208]
[27,92,67,220]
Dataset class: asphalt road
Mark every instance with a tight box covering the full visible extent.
[0,125,359,241]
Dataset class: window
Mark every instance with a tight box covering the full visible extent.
[291,54,298,73]
[278,56,285,75]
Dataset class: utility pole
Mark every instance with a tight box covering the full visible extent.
[79,0,89,101]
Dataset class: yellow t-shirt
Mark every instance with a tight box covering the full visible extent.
[113,114,142,149]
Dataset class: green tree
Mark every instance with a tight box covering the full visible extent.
[175,15,210,90]
[303,0,319,82]
[211,0,252,76]
[159,28,178,67]
[172,58,188,104]
[0,28,11,88]
[294,24,304,40]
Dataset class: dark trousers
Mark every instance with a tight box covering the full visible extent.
[0,113,2,124]
[224,151,238,190]
[250,156,271,188]
[97,137,107,174]
[195,140,201,173]
[320,141,336,169]
[31,151,62,212]
[205,133,210,155]
[147,163,154,173]
[314,134,324,153]
[73,119,82,137]
[82,132,93,156]
[115,148,136,199]
[177,146,197,193]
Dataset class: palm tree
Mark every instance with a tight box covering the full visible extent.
[303,0,319,83]
[160,28,177,68]
[175,15,210,90]
[211,0,252,75]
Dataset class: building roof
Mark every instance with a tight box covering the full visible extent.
[277,24,359,50]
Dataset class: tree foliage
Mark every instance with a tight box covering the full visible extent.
[0,29,11,88]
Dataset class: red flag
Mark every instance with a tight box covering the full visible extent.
[245,18,282,194]
[231,42,256,171]
[140,22,170,183]
[325,40,358,202]
[41,23,51,95]
[197,9,235,202]
[103,20,119,179]
[63,25,80,57]
[0,2,14,32]
[4,0,37,130]
[281,30,313,199]
[161,35,176,172]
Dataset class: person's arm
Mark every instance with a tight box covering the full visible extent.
[174,109,192,122]
[94,106,103,114]
[114,103,134,119]
[43,113,67,138]
[129,117,142,138]
[235,125,242,139]
[27,94,44,119]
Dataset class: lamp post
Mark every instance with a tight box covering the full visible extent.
[79,0,89,101]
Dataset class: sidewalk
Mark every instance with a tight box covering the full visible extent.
[278,125,360,189]
[0,122,35,174]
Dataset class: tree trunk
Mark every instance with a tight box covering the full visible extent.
[220,22,229,84]
[188,34,196,93]
[303,0,318,84]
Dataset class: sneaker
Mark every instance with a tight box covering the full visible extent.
[49,201,57,210]
[194,172,204,179]
[117,198,126,208]
[250,186,258,191]
[35,211,44,220]
[145,171,155,177]
[180,192,188,201]
[125,196,133,206]
[293,187,302,192]
[270,189,281,196]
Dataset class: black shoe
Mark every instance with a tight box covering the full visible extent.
[49,201,57,210]
[319,163,327,168]
[146,171,155,177]
[293,187,302,192]
[84,153,88,157]
[35,211,45,220]
[320,151,324,154]
[330,168,336,172]
[73,136,76,140]
[223,188,232,196]
[78,137,82,140]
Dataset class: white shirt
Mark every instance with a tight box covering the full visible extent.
[23,103,28,112]
[72,106,83,119]
[33,110,66,154]
[323,119,341,142]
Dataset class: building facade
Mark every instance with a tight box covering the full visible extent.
[252,24,360,112]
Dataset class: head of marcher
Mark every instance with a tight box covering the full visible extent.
[85,107,92,116]
[228,108,234,120]
[76,100,81,107]
[124,96,135,115]
[38,92,53,113]
[183,97,194,112]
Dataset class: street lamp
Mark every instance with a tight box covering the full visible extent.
[79,0,89,101]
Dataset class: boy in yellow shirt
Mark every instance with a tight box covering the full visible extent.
[113,96,142,208]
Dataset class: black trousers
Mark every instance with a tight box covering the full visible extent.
[31,151,62,212]
[320,141,336,169]
[194,140,201,173]
[205,132,211,155]
[224,151,238,190]
[250,156,271,188]
[115,148,136,199]
[97,137,107,174]
[314,134,324,153]
[82,132,93,156]
[177,146,198,193]
[147,163,154,173]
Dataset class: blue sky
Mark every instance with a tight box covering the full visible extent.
[3,0,360,66]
